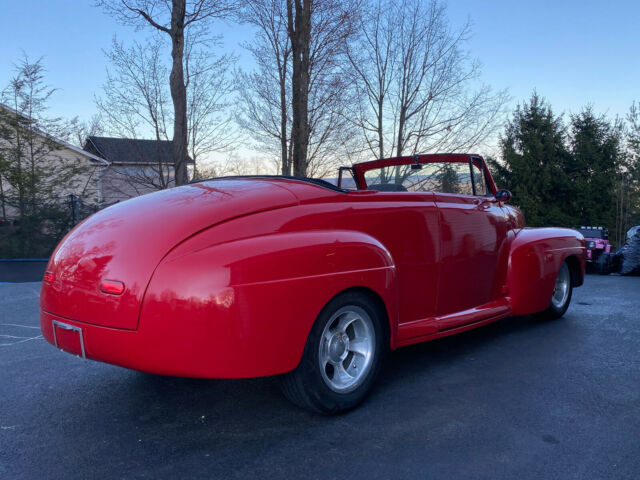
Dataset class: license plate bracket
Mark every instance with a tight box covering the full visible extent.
[52,320,86,359]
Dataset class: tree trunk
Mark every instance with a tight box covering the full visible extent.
[12,99,25,219]
[279,55,290,176]
[287,0,311,177]
[377,97,384,159]
[396,105,406,157]
[0,174,6,220]
[170,0,189,186]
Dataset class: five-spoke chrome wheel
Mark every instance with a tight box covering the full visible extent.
[551,262,570,310]
[279,291,386,413]
[319,306,375,393]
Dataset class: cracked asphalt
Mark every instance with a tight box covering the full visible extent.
[1,274,639,479]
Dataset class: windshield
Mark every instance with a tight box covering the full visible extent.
[577,228,607,239]
[363,162,487,196]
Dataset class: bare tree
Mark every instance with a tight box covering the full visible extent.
[95,36,235,192]
[345,0,508,166]
[185,38,237,165]
[97,0,237,185]
[67,115,104,149]
[238,0,359,178]
[237,0,292,175]
[192,154,272,179]
[286,0,312,176]
[96,38,174,190]
[304,0,361,177]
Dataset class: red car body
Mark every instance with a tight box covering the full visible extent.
[40,154,585,380]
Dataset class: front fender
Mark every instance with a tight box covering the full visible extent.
[507,228,585,316]
[138,230,398,378]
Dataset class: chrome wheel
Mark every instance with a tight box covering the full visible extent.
[551,262,570,309]
[319,305,375,393]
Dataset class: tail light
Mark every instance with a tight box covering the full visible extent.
[100,280,125,295]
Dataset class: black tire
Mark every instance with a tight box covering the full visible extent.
[534,261,573,320]
[279,291,387,414]
[596,252,611,275]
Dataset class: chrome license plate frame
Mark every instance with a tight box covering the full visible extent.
[52,320,86,359]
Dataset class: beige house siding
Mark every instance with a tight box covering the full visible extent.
[1,129,196,220]
[82,136,197,205]
[99,164,177,205]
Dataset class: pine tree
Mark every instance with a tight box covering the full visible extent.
[0,57,90,257]
[567,107,622,235]
[440,163,460,193]
[489,93,573,226]
[619,101,640,238]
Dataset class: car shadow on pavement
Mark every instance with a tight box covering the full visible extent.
[378,314,551,390]
[77,313,554,427]
[18,311,577,480]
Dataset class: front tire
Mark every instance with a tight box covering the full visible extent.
[534,261,573,320]
[279,291,387,414]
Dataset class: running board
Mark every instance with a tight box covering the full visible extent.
[397,298,511,344]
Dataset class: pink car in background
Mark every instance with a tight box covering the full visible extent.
[577,226,611,264]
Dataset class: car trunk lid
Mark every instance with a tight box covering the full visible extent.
[40,180,298,330]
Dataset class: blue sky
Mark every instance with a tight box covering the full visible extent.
[0,0,638,130]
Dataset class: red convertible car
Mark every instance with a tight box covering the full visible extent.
[40,154,585,413]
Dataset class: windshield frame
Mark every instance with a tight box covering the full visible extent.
[349,154,497,196]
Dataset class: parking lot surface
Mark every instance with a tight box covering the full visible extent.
[1,275,639,480]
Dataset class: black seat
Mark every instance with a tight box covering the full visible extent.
[369,183,408,192]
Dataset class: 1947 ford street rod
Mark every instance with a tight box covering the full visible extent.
[40,153,585,413]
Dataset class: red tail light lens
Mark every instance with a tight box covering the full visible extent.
[100,280,125,295]
[43,271,55,284]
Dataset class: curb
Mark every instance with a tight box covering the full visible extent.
[0,259,49,262]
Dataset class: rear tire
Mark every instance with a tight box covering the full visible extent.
[534,261,573,320]
[279,291,387,414]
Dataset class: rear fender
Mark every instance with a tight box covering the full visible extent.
[139,230,398,378]
[507,228,585,316]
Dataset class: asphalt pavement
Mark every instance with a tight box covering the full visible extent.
[1,275,639,479]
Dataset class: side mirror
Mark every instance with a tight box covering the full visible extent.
[495,189,512,203]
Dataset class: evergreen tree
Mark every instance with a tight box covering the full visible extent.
[619,101,640,237]
[567,107,622,234]
[0,57,90,257]
[440,163,460,193]
[489,93,573,226]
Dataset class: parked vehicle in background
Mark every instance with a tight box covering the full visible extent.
[40,153,586,414]
[597,226,640,276]
[576,226,611,266]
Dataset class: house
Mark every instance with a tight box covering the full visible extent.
[83,136,195,205]
[0,104,108,221]
[1,101,194,222]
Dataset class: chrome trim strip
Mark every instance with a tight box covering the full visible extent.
[52,320,86,359]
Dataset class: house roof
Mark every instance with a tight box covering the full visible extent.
[0,103,108,166]
[84,136,195,165]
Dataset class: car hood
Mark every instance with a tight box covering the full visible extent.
[41,180,299,330]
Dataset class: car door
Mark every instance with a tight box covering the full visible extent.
[352,166,442,335]
[351,190,441,330]
[433,162,510,328]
